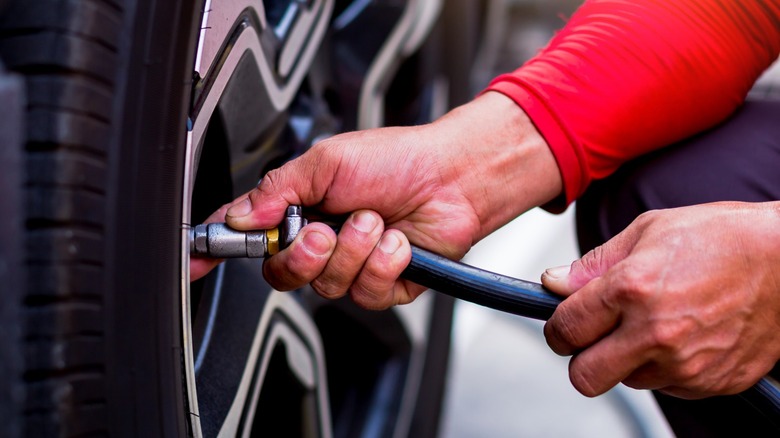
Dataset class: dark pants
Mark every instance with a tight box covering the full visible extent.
[575,99,780,437]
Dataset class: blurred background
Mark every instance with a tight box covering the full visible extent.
[439,1,780,436]
[440,209,674,437]
[439,0,676,436]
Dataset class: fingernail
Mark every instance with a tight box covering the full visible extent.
[303,231,331,256]
[544,265,570,280]
[227,198,252,218]
[379,233,402,254]
[352,211,378,233]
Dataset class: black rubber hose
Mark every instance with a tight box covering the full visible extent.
[402,245,562,320]
[401,245,780,424]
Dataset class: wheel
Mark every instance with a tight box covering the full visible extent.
[0,0,472,435]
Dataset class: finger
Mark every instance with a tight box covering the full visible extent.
[542,225,641,296]
[567,326,651,397]
[620,363,667,391]
[225,184,287,230]
[262,223,337,291]
[189,200,239,281]
[544,276,621,356]
[218,187,255,223]
[190,257,223,282]
[310,210,384,299]
[226,148,339,230]
[350,230,414,310]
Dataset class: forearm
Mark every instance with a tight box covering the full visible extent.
[489,0,780,205]
[431,91,562,239]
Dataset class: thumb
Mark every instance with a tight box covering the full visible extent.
[542,228,638,296]
[225,149,337,230]
[224,181,290,230]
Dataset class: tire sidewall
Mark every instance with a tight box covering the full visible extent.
[104,0,201,434]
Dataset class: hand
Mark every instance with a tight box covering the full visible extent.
[191,92,561,309]
[542,201,780,399]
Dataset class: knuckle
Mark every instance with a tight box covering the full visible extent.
[545,312,580,355]
[569,361,601,397]
[635,210,660,228]
[334,221,381,264]
[668,362,732,398]
[267,248,326,289]
[321,253,367,287]
[646,319,691,353]
[259,166,302,203]
[634,210,652,225]
[340,233,381,259]
[259,168,282,192]
[622,375,650,391]
[309,257,356,299]
[362,254,393,284]
[622,363,663,391]
[262,261,303,291]
[347,244,405,310]
[673,358,705,383]
[610,265,655,303]
[350,284,393,310]
[311,135,336,149]
[576,246,606,276]
[311,277,347,299]
[285,254,319,280]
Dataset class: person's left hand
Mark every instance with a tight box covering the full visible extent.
[542,201,780,399]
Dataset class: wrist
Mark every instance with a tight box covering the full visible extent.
[432,91,562,239]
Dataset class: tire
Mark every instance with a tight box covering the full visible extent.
[0,0,199,435]
[0,0,468,436]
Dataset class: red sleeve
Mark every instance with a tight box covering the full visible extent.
[487,0,780,206]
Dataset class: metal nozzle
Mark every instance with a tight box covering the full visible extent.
[189,223,273,258]
[188,205,308,258]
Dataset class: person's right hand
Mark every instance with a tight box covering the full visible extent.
[190,92,562,309]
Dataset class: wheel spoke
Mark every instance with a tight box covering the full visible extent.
[180,1,449,436]
[182,1,335,436]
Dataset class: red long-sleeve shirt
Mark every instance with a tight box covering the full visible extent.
[487,0,780,206]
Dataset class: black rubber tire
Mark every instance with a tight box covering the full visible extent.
[0,1,478,435]
[0,0,200,435]
[0,53,26,438]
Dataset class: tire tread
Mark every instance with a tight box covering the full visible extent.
[0,0,121,434]
[0,0,121,50]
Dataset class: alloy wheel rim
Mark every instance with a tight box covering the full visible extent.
[179,1,444,435]
[182,1,334,435]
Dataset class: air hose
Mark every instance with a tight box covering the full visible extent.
[402,245,780,426]
[190,219,780,424]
